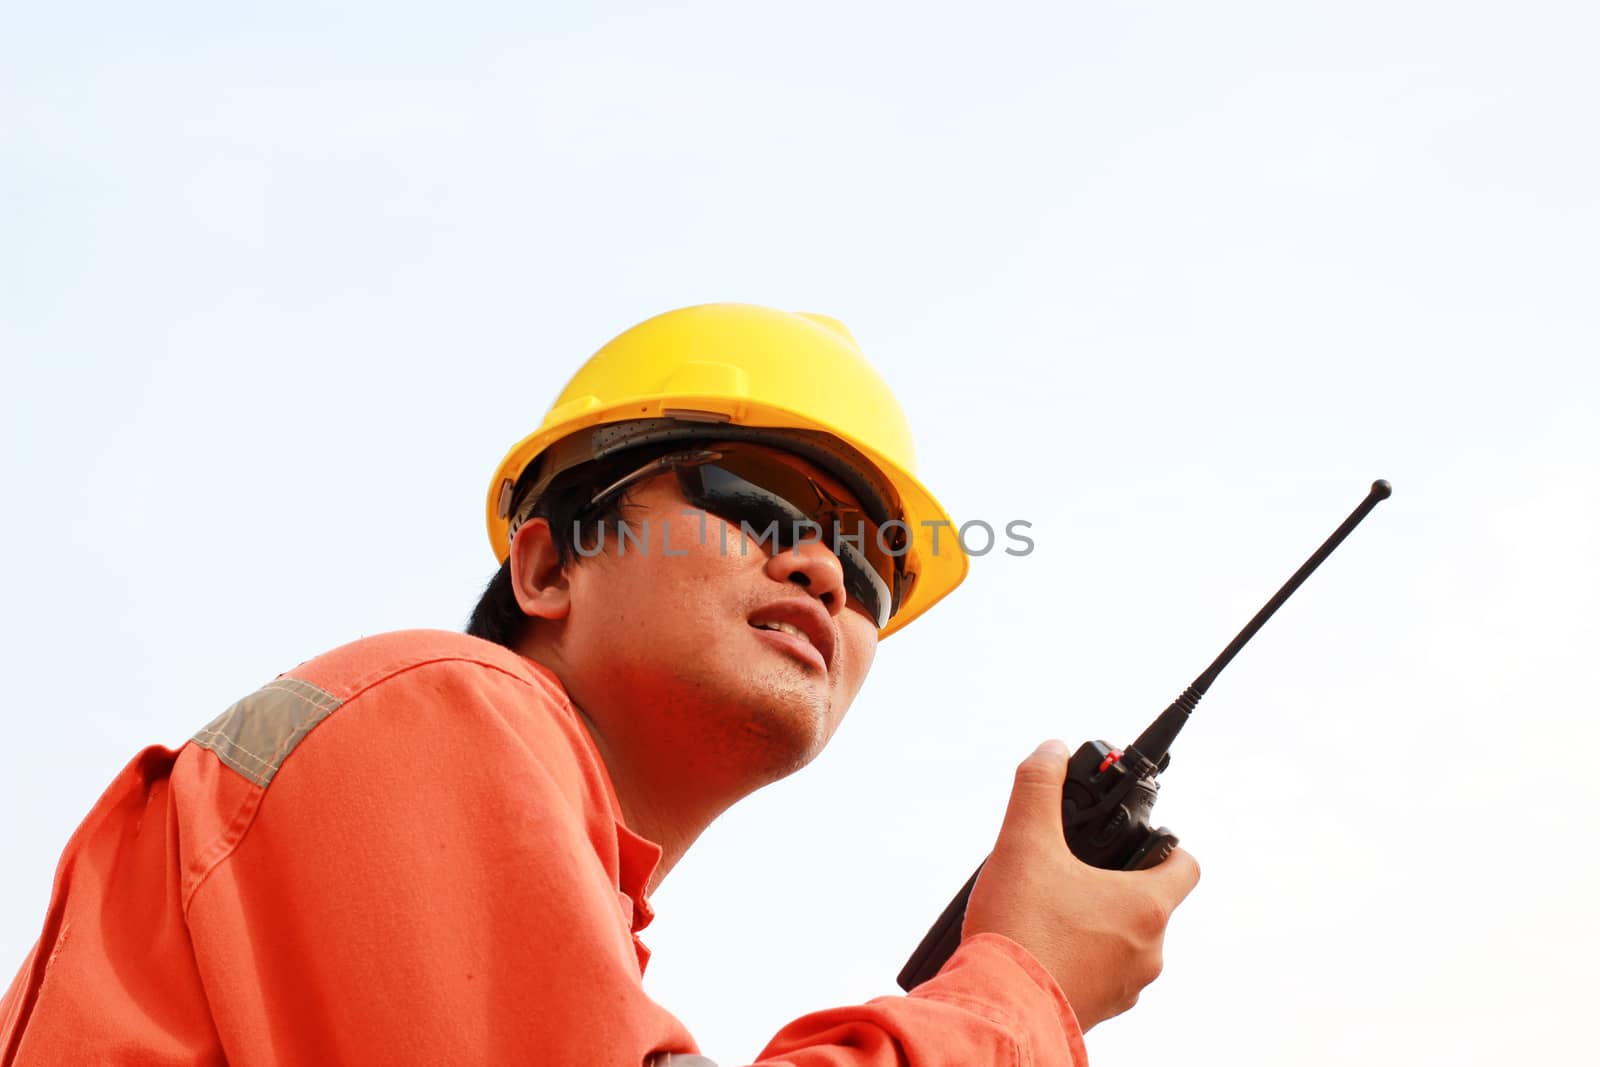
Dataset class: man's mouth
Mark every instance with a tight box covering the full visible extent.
[747,603,834,672]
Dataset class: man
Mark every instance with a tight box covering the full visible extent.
[0,304,1199,1065]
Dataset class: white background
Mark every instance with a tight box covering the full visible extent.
[3,3,1596,1064]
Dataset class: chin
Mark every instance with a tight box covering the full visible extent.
[727,681,840,784]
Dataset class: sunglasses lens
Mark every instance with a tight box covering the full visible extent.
[680,455,900,628]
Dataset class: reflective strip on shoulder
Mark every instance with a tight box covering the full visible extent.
[647,1056,719,1067]
[190,677,345,788]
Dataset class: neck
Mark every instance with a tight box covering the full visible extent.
[570,715,735,894]
[515,643,765,896]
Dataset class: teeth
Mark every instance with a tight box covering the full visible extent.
[756,620,807,640]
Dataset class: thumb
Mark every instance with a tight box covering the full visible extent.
[997,739,1070,847]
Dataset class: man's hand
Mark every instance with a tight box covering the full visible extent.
[962,739,1201,1031]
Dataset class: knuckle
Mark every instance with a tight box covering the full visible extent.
[1133,893,1170,938]
[1141,951,1165,987]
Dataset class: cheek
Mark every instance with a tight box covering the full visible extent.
[567,516,745,632]
[837,616,880,698]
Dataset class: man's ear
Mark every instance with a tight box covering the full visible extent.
[509,518,571,622]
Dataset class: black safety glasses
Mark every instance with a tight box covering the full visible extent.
[583,445,906,628]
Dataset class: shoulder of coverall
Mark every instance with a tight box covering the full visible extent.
[181,628,655,922]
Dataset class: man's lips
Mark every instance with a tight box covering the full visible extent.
[747,599,835,672]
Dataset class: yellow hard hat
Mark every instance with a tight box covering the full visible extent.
[486,303,967,636]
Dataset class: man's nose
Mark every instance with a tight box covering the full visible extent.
[764,538,847,617]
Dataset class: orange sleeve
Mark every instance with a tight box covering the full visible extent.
[180,657,696,1066]
[750,935,1088,1066]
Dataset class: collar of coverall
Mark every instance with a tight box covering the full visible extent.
[506,417,903,546]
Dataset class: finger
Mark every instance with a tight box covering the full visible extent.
[1144,846,1202,902]
[998,739,1070,844]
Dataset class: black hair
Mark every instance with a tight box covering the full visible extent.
[464,441,691,648]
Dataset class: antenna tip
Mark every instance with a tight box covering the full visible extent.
[1371,479,1392,499]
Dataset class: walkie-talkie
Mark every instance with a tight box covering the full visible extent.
[897,479,1392,991]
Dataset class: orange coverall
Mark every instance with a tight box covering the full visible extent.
[0,630,1087,1065]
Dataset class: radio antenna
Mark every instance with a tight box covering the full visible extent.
[1128,479,1392,763]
